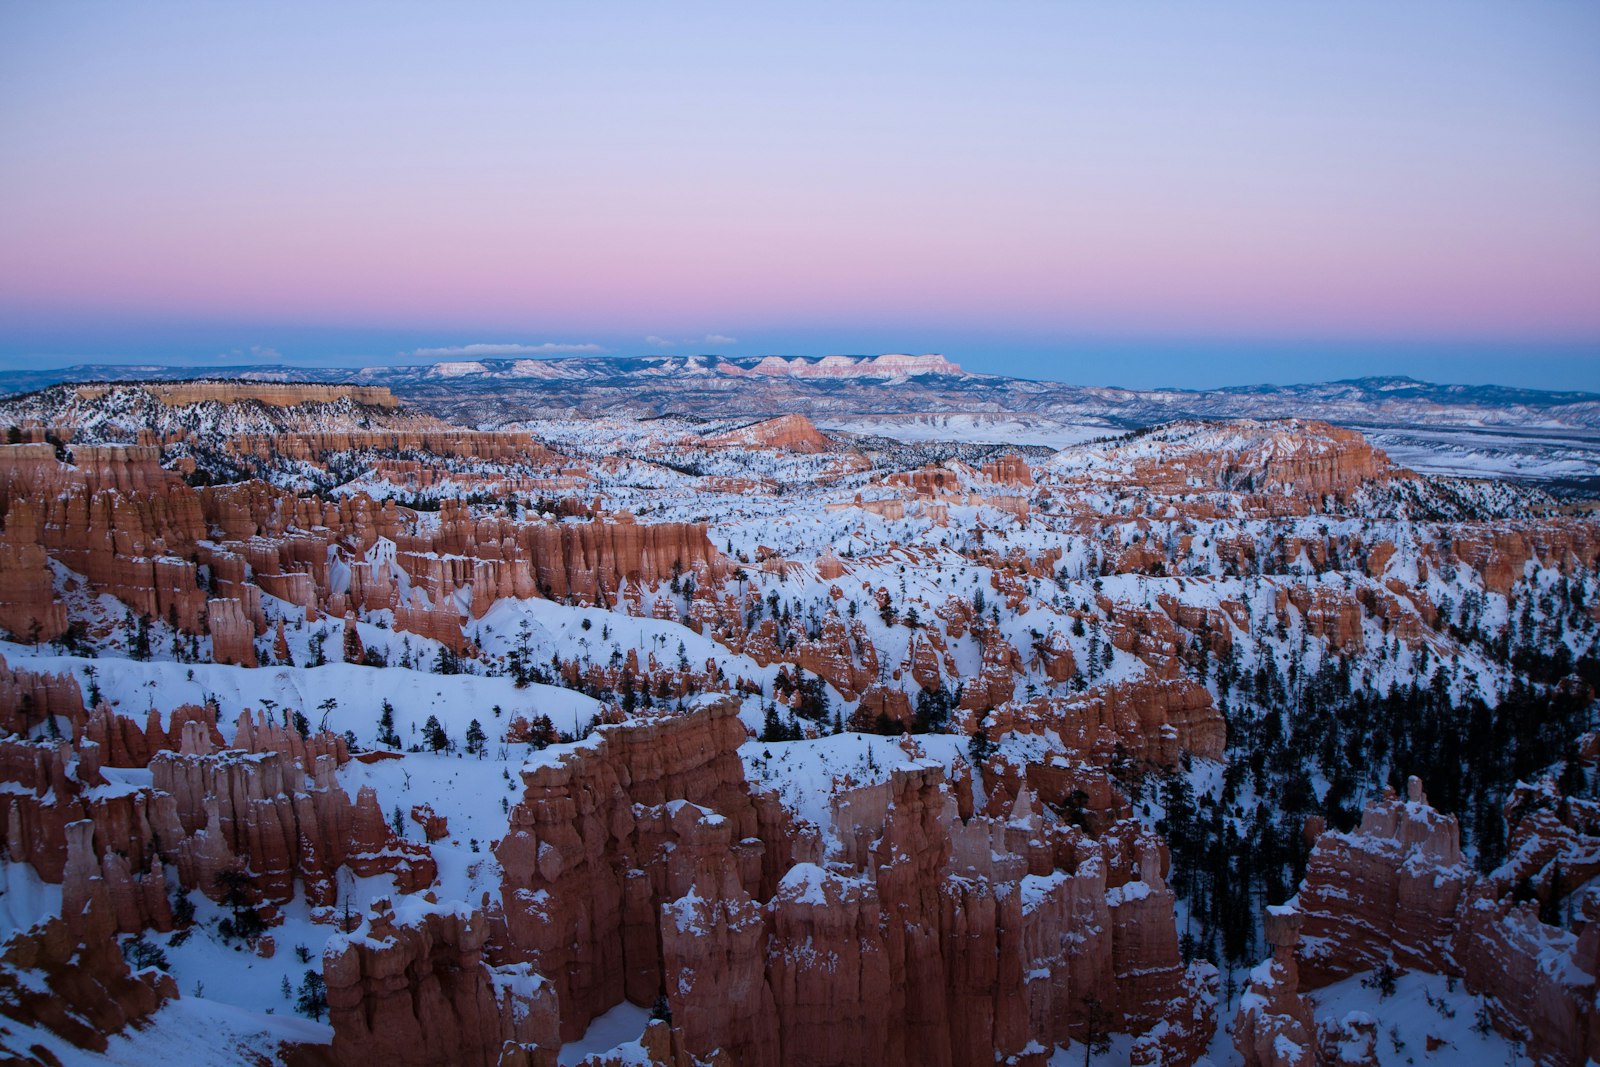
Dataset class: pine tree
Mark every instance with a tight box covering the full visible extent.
[295,971,328,1020]
[760,704,786,743]
[377,700,401,749]
[423,714,448,752]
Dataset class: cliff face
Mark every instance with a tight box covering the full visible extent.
[1296,777,1470,987]
[0,908,176,1055]
[0,654,86,737]
[1247,777,1600,1067]
[990,676,1226,768]
[482,700,1214,1067]
[1,707,426,922]
[0,433,723,655]
[229,428,554,464]
[324,898,560,1067]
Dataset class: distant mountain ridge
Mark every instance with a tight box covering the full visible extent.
[2,357,1598,433]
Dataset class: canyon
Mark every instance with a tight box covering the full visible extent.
[0,378,1593,1065]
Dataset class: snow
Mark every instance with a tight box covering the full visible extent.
[819,413,1112,449]
[1,390,1591,1066]
[0,862,62,931]
[18,994,329,1066]
[778,863,835,905]
[740,732,970,851]
[557,1001,653,1065]
[1303,969,1523,1065]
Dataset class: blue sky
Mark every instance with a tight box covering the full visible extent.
[2,2,1597,390]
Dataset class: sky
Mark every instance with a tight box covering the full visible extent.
[1,1,1598,390]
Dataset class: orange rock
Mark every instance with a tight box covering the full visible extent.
[324,898,560,1067]
[702,414,833,454]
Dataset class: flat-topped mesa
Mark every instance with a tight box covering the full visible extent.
[702,414,833,453]
[743,353,964,378]
[74,381,401,409]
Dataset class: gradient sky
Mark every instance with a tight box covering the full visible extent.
[2,1,1598,389]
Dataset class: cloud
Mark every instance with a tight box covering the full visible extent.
[412,342,606,358]
[644,336,677,349]
[703,334,737,346]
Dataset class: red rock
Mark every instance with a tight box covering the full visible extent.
[0,908,174,1053]
[410,803,449,841]
[1296,777,1468,987]
[323,897,560,1067]
[703,414,833,454]
[1233,908,1317,1067]
[0,653,87,737]
[492,701,1212,1065]
[207,597,259,667]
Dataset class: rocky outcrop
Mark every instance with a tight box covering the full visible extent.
[207,597,259,666]
[703,414,833,454]
[62,818,173,937]
[2,708,423,919]
[991,677,1225,768]
[324,898,559,1067]
[736,614,878,700]
[82,703,225,768]
[979,453,1034,487]
[0,533,68,644]
[0,654,86,737]
[1284,777,1600,1066]
[494,702,1214,1066]
[152,726,430,907]
[1233,907,1317,1067]
[1051,419,1402,511]
[1296,777,1470,986]
[495,701,784,1038]
[0,907,175,1057]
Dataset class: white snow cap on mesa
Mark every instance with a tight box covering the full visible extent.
[744,353,964,378]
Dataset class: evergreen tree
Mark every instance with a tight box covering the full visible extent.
[377,700,401,749]
[295,971,328,1020]
[422,715,449,752]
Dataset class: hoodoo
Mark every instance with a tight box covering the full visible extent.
[0,372,1592,1066]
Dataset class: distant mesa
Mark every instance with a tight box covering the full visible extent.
[412,353,968,382]
[739,354,964,379]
